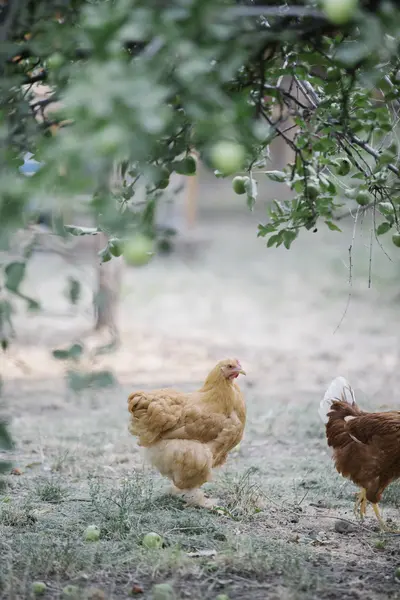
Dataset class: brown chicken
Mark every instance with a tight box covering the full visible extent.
[127,358,246,507]
[319,376,400,531]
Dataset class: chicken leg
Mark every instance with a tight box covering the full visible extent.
[354,490,400,533]
[372,503,400,534]
[354,488,367,519]
[168,485,219,509]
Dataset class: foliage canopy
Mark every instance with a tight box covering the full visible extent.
[1,0,400,251]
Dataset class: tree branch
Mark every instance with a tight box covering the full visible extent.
[291,78,400,177]
[350,134,400,176]
[229,5,326,19]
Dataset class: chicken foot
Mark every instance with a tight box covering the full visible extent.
[168,485,219,509]
[372,503,400,534]
[354,489,400,533]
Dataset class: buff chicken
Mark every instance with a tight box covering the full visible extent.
[319,376,400,532]
[127,358,246,508]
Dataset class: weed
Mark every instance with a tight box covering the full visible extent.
[0,502,36,528]
[217,467,265,518]
[35,476,66,503]
[51,449,73,473]
[87,472,155,538]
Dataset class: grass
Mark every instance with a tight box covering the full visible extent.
[0,472,326,599]
[1,384,400,600]
[35,477,67,503]
[1,216,400,599]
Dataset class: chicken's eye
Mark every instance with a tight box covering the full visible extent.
[227,364,233,369]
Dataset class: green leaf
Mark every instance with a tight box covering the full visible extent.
[66,370,91,393]
[325,220,342,232]
[245,176,257,211]
[319,176,336,195]
[266,233,281,248]
[282,229,298,250]
[66,369,116,392]
[88,370,117,388]
[376,221,392,236]
[265,171,286,183]
[52,343,84,361]
[257,223,276,237]
[98,246,112,263]
[5,262,26,293]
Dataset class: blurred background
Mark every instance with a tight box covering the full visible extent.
[4,137,399,405]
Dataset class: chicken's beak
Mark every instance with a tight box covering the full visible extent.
[236,368,246,376]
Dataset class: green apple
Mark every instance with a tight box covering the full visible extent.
[157,178,170,190]
[356,190,370,206]
[232,176,249,195]
[151,583,175,600]
[174,155,197,176]
[326,67,340,81]
[62,585,80,599]
[123,235,155,267]
[306,182,320,200]
[32,582,47,596]
[210,141,245,176]
[47,52,64,70]
[142,531,163,549]
[108,238,123,257]
[84,524,100,541]
[336,157,351,176]
[392,234,400,247]
[322,0,358,24]
[152,165,170,189]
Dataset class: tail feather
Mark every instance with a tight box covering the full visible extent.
[128,392,150,414]
[319,376,356,424]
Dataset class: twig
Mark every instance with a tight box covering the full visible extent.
[293,76,318,109]
[292,79,400,176]
[336,202,373,221]
[45,498,91,504]
[229,5,325,19]
[334,205,360,333]
[311,512,376,534]
[372,200,392,262]
[350,134,400,176]
[368,215,373,289]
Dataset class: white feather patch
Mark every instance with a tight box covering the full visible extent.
[348,433,363,444]
[318,376,356,424]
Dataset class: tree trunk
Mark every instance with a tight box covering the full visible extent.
[93,232,122,348]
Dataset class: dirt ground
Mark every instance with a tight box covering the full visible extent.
[1,189,400,600]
